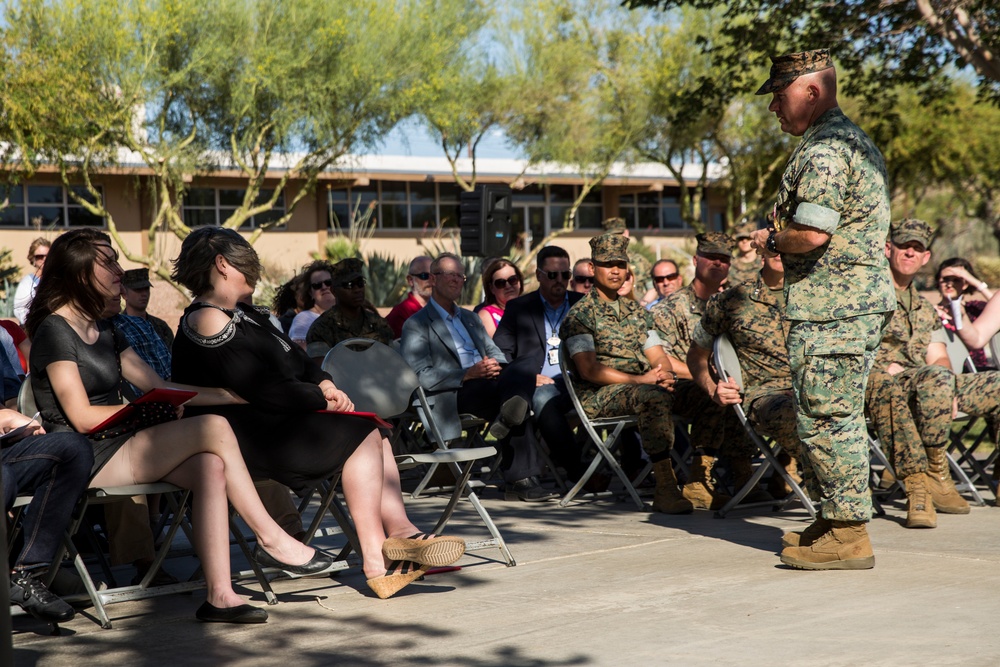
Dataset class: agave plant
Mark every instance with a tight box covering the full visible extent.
[315,196,378,263]
[363,251,408,308]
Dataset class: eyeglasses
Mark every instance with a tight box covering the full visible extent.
[573,275,594,285]
[653,272,680,283]
[409,272,431,280]
[311,279,334,290]
[340,278,366,290]
[539,270,571,281]
[33,254,48,261]
[492,275,520,289]
[433,271,467,282]
[939,277,965,285]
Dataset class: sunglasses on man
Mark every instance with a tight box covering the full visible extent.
[653,272,680,283]
[573,275,594,285]
[409,272,431,280]
[538,270,572,281]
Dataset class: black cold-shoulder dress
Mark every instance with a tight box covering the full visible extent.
[171,302,374,494]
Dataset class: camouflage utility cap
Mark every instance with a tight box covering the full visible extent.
[696,232,734,256]
[734,222,756,240]
[890,219,933,248]
[590,233,630,263]
[332,257,364,284]
[601,217,627,233]
[122,268,152,289]
[756,49,833,95]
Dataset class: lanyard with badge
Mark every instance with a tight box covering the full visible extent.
[545,300,569,366]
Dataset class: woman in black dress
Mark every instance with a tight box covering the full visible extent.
[26,228,339,623]
[171,227,465,599]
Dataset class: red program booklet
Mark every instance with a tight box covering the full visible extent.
[88,387,198,434]
[318,410,393,430]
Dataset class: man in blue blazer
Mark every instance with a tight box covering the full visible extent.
[493,245,588,482]
[401,253,555,501]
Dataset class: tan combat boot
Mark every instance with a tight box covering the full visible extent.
[729,457,774,504]
[780,520,875,570]
[767,452,802,498]
[925,446,970,514]
[780,516,832,549]
[903,472,936,529]
[651,459,694,514]
[682,455,731,510]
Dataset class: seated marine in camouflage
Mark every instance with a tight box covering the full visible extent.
[306,258,394,362]
[560,232,691,514]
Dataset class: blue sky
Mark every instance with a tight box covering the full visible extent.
[378,118,524,159]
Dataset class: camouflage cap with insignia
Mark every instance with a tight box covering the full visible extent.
[331,257,364,285]
[890,219,933,248]
[600,216,627,234]
[755,49,834,95]
[733,222,756,240]
[589,233,630,263]
[122,268,152,289]
[696,232,734,256]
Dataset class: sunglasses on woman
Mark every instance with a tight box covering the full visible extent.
[492,275,520,289]
[311,279,334,290]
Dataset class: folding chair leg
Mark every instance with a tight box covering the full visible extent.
[947,451,987,507]
[229,514,277,606]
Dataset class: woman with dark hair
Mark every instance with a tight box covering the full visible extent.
[171,227,465,599]
[287,260,336,349]
[26,228,338,623]
[935,257,996,370]
[272,273,306,335]
[477,258,523,338]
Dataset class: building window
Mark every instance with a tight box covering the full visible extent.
[0,183,105,228]
[182,187,286,230]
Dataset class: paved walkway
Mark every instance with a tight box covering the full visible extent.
[11,490,1000,667]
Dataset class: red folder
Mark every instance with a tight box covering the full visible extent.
[88,387,198,434]
[318,410,393,430]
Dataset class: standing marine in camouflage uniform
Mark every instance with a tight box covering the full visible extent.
[561,233,692,514]
[688,253,818,505]
[750,49,894,570]
[727,222,763,287]
[651,232,754,509]
[869,219,1000,523]
[305,258,395,361]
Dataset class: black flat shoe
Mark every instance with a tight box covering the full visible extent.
[252,545,339,578]
[196,602,268,624]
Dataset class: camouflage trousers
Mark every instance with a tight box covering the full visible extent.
[787,313,889,522]
[746,391,817,497]
[865,365,955,479]
[672,380,755,461]
[577,383,674,462]
[955,372,1000,439]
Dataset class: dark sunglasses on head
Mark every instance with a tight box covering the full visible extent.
[409,272,431,280]
[573,275,594,284]
[340,278,366,290]
[653,272,680,283]
[311,278,334,290]
[492,275,520,289]
[539,270,571,281]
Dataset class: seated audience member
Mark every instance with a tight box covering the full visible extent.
[618,269,637,300]
[273,274,306,335]
[652,233,755,509]
[14,237,49,324]
[560,233,690,514]
[476,259,523,338]
[0,319,30,372]
[687,253,818,545]
[727,222,763,286]
[113,269,173,399]
[171,228,465,599]
[493,245,590,482]
[288,260,336,349]
[306,258,394,362]
[4,409,93,623]
[401,253,554,502]
[120,268,173,347]
[640,259,683,310]
[27,228,338,623]
[867,220,1000,518]
[570,258,595,294]
[386,256,433,339]
[935,257,995,370]
[1,327,25,407]
[953,288,1000,352]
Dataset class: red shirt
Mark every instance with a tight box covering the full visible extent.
[0,319,27,371]
[386,293,424,339]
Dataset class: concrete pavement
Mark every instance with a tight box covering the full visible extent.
[11,489,1000,667]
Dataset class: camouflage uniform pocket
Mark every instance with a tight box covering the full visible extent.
[799,338,866,420]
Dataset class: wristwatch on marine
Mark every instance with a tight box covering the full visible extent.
[765,230,779,254]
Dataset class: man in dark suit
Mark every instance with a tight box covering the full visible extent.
[401,253,555,502]
[494,245,588,481]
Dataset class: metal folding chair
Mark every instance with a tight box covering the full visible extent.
[321,338,515,566]
[711,335,817,519]
[557,347,646,510]
[942,332,991,504]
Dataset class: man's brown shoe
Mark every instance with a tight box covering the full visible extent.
[780,520,875,570]
[780,516,832,549]
[925,446,970,514]
[651,460,694,514]
[904,472,936,529]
